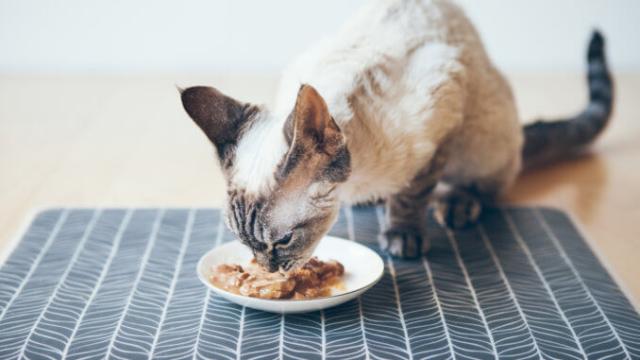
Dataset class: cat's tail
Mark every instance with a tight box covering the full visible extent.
[522,30,613,169]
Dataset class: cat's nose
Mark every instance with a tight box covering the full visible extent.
[262,256,280,272]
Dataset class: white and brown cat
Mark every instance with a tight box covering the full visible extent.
[180,0,612,272]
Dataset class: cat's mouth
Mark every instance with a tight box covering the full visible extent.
[254,252,301,273]
[254,234,322,272]
[256,255,308,273]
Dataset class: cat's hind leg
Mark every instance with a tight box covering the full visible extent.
[433,186,484,229]
[435,156,520,228]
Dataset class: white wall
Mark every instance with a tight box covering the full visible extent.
[1,0,639,73]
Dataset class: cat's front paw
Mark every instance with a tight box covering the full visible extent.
[379,226,429,259]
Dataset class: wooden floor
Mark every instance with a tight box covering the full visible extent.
[1,73,639,306]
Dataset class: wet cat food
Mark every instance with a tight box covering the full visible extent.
[210,257,344,300]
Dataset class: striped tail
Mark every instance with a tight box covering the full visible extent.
[522,30,614,169]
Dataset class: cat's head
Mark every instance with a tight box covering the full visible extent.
[181,84,350,272]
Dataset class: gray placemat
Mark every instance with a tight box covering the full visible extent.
[0,206,638,360]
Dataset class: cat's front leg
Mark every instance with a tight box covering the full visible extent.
[381,190,433,258]
[379,153,447,258]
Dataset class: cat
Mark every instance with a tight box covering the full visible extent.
[180,0,613,272]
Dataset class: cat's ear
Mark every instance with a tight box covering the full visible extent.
[285,84,344,154]
[180,86,255,164]
[282,84,350,182]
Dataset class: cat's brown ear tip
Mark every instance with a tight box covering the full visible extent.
[298,83,319,97]
[180,86,218,107]
[180,86,217,121]
[179,86,198,116]
[180,86,206,100]
[180,86,196,102]
[295,84,327,111]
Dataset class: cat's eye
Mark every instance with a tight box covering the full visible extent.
[274,232,293,248]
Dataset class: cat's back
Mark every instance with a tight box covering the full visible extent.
[276,0,497,202]
[275,0,480,120]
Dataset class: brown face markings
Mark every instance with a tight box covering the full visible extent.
[226,188,268,252]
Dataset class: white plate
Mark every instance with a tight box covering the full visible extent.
[197,236,384,313]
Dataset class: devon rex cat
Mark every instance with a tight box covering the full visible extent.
[180,0,613,272]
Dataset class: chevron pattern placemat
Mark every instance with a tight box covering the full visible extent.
[0,206,639,360]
